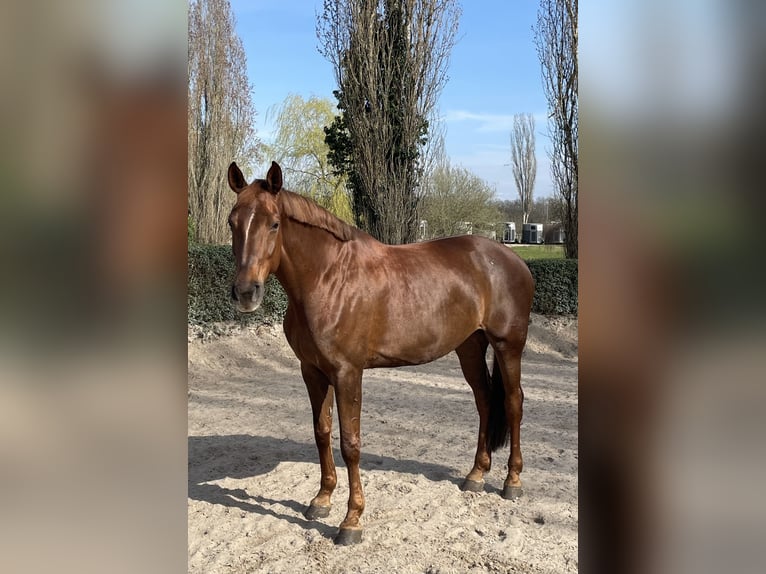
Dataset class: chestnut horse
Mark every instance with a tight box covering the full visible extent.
[227,161,534,545]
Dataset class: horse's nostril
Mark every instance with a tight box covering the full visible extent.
[233,282,262,304]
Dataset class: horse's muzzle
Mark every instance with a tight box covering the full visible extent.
[231,282,264,313]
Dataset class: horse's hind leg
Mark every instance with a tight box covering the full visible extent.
[300,363,337,520]
[489,336,526,500]
[456,331,493,492]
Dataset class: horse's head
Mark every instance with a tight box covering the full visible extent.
[227,161,283,312]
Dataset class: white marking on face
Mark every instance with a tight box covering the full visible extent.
[241,210,255,266]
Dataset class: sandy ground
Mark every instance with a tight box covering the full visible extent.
[188,314,577,573]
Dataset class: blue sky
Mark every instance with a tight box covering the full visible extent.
[230,0,551,200]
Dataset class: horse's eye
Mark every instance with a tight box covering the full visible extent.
[271,221,280,231]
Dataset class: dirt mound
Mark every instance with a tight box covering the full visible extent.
[524,313,578,360]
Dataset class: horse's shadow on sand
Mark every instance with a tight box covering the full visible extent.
[188,434,474,538]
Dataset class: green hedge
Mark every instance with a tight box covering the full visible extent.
[188,245,577,326]
[188,244,287,326]
[526,259,578,315]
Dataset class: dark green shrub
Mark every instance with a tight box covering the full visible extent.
[526,259,578,315]
[188,244,287,325]
[188,246,577,326]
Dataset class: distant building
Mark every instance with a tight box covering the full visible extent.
[502,222,517,244]
[456,221,473,235]
[521,223,544,244]
[544,223,565,244]
[418,220,428,241]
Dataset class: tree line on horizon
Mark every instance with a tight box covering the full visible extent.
[187,0,577,257]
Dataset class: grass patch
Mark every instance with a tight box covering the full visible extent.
[507,244,565,260]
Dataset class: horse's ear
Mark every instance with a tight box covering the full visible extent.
[228,162,248,193]
[266,161,283,194]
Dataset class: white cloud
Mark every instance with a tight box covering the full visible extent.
[442,110,516,133]
[443,109,550,134]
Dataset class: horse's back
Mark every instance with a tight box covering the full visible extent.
[391,235,533,300]
[380,234,534,330]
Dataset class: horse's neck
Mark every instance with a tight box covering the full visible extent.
[274,218,346,304]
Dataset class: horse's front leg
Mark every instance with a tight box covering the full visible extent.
[300,363,337,520]
[332,365,365,545]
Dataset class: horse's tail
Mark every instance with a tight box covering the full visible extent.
[486,354,510,453]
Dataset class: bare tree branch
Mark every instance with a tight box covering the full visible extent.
[535,0,577,258]
[510,113,537,224]
[188,0,259,244]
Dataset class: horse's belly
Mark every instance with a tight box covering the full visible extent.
[364,328,472,369]
[364,349,445,369]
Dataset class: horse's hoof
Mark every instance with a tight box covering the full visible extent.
[334,527,363,545]
[502,485,524,500]
[460,479,484,492]
[304,503,331,520]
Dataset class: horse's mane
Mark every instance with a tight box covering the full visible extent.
[279,189,360,242]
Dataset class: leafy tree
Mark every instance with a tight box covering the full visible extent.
[264,94,353,222]
[318,0,460,244]
[419,161,502,239]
